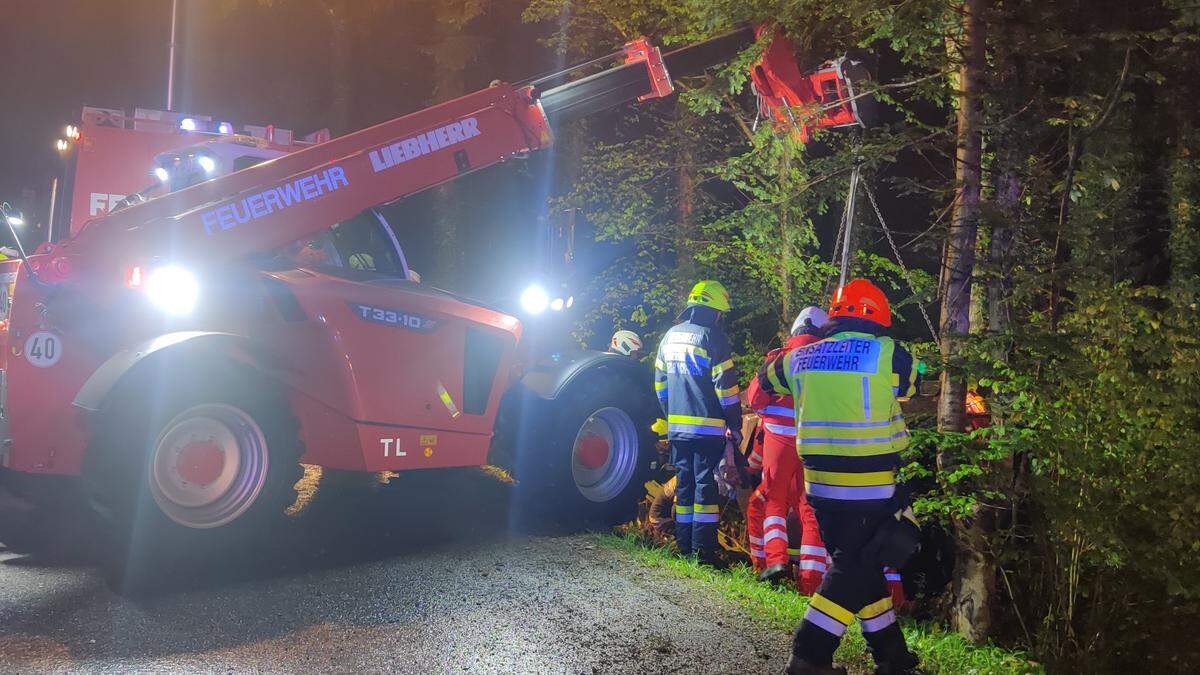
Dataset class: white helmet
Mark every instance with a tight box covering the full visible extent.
[610,330,643,357]
[790,306,829,335]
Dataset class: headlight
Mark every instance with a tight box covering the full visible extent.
[520,284,549,315]
[197,155,216,173]
[154,167,170,183]
[145,265,200,316]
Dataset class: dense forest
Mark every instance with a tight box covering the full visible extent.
[518,0,1200,671]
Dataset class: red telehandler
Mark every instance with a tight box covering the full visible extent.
[0,26,868,583]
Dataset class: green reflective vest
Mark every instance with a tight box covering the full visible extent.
[784,331,909,509]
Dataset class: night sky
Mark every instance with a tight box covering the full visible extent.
[0,0,563,307]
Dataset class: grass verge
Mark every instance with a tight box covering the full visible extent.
[602,533,1043,675]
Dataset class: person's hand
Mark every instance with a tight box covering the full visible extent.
[727,428,743,446]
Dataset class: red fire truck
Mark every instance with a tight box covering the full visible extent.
[0,27,868,582]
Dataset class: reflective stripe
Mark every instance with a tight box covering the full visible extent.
[763,422,797,436]
[693,513,720,523]
[668,414,726,436]
[798,415,903,429]
[716,384,740,398]
[861,376,871,420]
[885,573,901,582]
[660,344,709,362]
[859,597,893,619]
[437,382,461,418]
[669,424,726,436]
[861,610,897,633]
[763,516,787,529]
[674,505,694,514]
[654,380,667,391]
[667,413,720,422]
[804,469,895,487]
[804,608,847,636]
[810,594,855,625]
[751,549,767,558]
[720,394,740,406]
[800,431,909,445]
[760,405,795,417]
[675,513,694,523]
[711,358,734,378]
[800,545,827,556]
[748,536,764,545]
[763,529,788,544]
[805,482,896,501]
[787,548,800,556]
[799,560,827,572]
[694,503,720,514]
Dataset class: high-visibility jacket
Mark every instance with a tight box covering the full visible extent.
[756,317,920,511]
[654,306,742,440]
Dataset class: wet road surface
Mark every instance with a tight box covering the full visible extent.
[0,468,791,673]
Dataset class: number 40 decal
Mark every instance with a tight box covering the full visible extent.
[24,331,62,368]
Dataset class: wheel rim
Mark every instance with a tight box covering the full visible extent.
[570,406,639,503]
[148,403,269,529]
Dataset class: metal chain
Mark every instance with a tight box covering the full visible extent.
[864,181,940,342]
[838,164,861,289]
[825,192,848,298]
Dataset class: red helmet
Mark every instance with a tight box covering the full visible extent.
[829,279,892,327]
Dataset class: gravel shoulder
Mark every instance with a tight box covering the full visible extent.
[0,470,792,673]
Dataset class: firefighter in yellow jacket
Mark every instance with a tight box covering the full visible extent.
[757,279,922,675]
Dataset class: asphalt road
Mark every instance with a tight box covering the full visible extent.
[0,468,792,673]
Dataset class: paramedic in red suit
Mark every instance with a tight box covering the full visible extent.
[746,307,829,584]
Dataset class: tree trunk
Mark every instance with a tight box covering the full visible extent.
[937,0,993,643]
[778,141,795,328]
[675,106,698,292]
[1168,120,1200,296]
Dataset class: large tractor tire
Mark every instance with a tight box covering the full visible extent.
[82,363,303,592]
[513,372,657,531]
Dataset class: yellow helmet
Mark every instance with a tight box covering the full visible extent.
[686,280,731,312]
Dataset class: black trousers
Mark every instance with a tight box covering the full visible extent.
[670,437,725,558]
[792,508,911,667]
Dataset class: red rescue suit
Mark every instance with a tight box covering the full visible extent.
[746,334,908,607]
[746,334,825,588]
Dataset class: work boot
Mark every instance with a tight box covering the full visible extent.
[697,551,730,570]
[873,649,921,675]
[784,655,847,675]
[758,563,791,585]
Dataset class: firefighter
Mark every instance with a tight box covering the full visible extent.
[609,329,644,359]
[756,279,922,675]
[653,280,743,566]
[745,306,828,584]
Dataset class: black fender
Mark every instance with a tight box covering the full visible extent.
[489,348,652,466]
[73,331,262,413]
[519,348,651,402]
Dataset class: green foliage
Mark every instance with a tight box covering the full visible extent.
[529,0,1200,668]
[604,533,1043,674]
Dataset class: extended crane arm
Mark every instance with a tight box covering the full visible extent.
[59,27,866,270]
